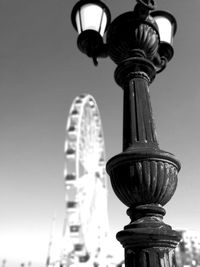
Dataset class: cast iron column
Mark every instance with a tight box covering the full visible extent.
[106,2,181,267]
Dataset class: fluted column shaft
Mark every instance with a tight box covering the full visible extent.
[123,72,158,151]
[106,58,181,267]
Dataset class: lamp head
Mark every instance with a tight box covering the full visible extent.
[151,10,177,62]
[71,0,111,65]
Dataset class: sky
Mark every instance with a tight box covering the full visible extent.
[1,0,200,266]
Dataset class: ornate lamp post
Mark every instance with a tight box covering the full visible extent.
[71,0,181,266]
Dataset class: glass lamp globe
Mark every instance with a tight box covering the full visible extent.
[151,10,177,44]
[71,0,111,37]
[71,0,111,64]
[151,10,177,62]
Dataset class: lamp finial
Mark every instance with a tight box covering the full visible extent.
[136,0,156,10]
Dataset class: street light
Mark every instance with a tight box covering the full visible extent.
[71,0,181,266]
[152,10,177,69]
[71,0,111,65]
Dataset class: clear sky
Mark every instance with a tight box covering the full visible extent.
[1,0,200,266]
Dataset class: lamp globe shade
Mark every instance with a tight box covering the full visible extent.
[71,0,111,37]
[151,10,177,45]
[151,10,177,62]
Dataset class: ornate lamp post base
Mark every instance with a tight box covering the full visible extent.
[118,205,180,267]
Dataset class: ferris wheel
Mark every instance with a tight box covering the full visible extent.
[61,94,110,267]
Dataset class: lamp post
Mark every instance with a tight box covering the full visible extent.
[71,0,181,266]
